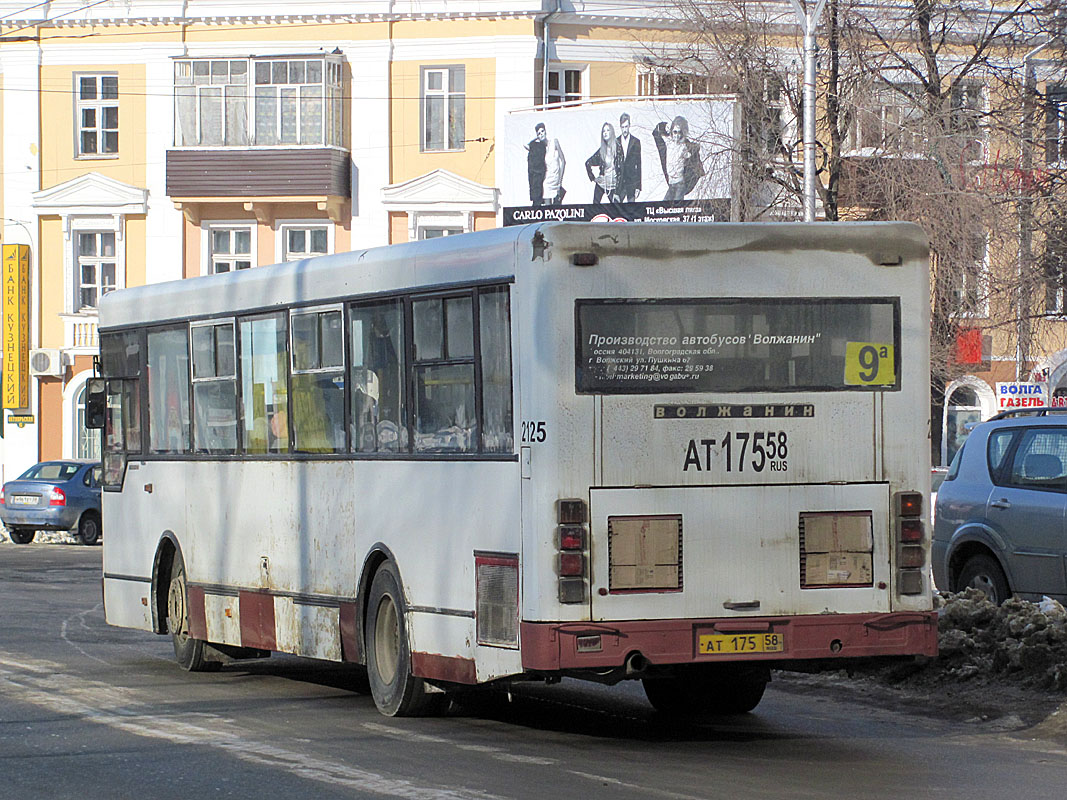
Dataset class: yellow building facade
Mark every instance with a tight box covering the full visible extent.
[0,1,685,480]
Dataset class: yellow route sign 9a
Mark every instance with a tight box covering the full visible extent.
[844,341,896,386]
[3,244,30,409]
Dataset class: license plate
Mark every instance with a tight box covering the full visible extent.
[10,495,37,506]
[698,633,784,655]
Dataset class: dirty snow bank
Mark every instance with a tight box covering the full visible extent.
[778,589,1067,734]
[933,589,1067,691]
[0,528,78,544]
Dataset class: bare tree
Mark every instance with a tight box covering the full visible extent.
[647,0,1067,459]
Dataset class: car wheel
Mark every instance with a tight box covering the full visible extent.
[167,557,221,672]
[956,553,1010,605]
[7,527,35,545]
[364,561,437,717]
[77,512,101,545]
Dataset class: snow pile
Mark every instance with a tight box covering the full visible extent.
[934,589,1067,691]
[0,528,77,545]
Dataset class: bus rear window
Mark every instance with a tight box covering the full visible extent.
[576,297,899,394]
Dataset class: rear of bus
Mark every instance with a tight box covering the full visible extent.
[515,222,936,710]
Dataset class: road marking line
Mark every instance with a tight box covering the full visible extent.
[0,652,506,800]
[568,770,709,800]
[361,721,558,766]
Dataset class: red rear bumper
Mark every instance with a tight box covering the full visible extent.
[520,611,938,671]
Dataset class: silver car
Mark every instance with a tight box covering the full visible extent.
[1,460,102,545]
[933,409,1067,604]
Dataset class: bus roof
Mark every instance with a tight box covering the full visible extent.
[99,221,927,330]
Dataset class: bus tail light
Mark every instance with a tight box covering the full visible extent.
[558,526,585,550]
[894,490,925,595]
[558,552,585,577]
[899,546,925,568]
[896,492,923,518]
[899,519,923,542]
[557,499,588,604]
[49,487,66,506]
[558,499,587,525]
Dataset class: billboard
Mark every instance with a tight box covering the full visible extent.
[2,244,30,409]
[502,98,736,225]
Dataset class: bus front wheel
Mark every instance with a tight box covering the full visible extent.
[167,557,221,672]
[643,664,770,716]
[365,561,435,717]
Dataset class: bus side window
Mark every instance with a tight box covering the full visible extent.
[349,300,405,453]
[147,326,192,454]
[191,321,238,454]
[239,313,289,455]
[291,308,345,454]
[479,288,513,453]
[412,295,476,453]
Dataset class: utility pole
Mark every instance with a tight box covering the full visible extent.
[1018,38,1051,381]
[788,0,828,222]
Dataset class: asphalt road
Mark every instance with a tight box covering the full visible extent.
[1,544,1066,800]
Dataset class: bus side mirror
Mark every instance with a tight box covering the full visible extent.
[86,378,106,429]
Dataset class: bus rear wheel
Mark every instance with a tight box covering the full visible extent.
[643,664,770,716]
[365,561,436,717]
[167,557,220,672]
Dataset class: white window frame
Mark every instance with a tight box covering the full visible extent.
[75,230,119,311]
[409,211,472,243]
[75,73,119,158]
[277,221,334,262]
[202,222,256,276]
[420,65,465,152]
[1047,87,1067,166]
[66,216,126,315]
[944,235,989,319]
[547,65,585,105]
[847,81,986,158]
[174,56,343,148]
[636,68,711,98]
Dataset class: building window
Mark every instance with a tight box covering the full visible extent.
[209,226,253,274]
[1047,88,1067,165]
[255,60,328,146]
[1044,218,1067,314]
[636,70,714,97]
[940,234,988,317]
[547,67,583,105]
[849,82,984,156]
[282,225,330,261]
[174,57,343,148]
[850,82,925,152]
[76,74,118,157]
[76,232,117,310]
[420,227,463,240]
[421,66,465,152]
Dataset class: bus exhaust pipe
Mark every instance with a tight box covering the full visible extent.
[625,652,650,676]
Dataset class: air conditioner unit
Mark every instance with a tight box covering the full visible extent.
[29,348,67,377]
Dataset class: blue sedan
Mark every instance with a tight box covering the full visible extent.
[1,460,102,545]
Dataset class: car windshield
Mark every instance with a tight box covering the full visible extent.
[18,462,80,481]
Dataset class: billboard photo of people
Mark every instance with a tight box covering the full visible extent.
[503,98,734,225]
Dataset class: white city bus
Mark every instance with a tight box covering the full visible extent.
[94,222,936,717]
